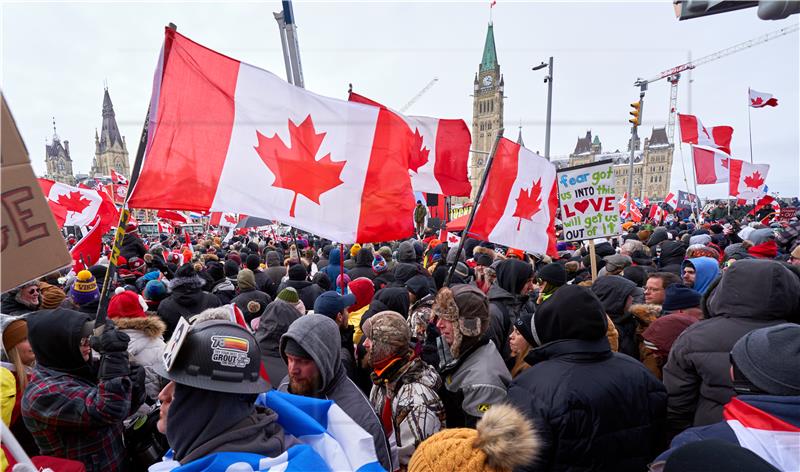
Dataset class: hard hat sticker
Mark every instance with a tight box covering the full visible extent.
[163,317,191,372]
[210,335,251,368]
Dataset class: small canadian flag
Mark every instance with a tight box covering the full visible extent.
[439,229,461,245]
[749,88,778,108]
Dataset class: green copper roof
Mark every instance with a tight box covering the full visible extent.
[592,135,601,145]
[480,23,498,72]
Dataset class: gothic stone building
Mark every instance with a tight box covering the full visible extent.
[91,88,130,178]
[563,128,673,201]
[44,125,76,185]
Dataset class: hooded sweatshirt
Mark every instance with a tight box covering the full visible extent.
[278,315,392,471]
[681,256,720,295]
[658,240,688,275]
[321,247,345,284]
[591,275,641,359]
[485,259,532,362]
[663,259,800,433]
[265,251,287,286]
[347,248,376,280]
[157,271,221,340]
[255,301,301,389]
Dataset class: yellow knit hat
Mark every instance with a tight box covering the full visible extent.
[350,243,362,258]
[408,404,538,472]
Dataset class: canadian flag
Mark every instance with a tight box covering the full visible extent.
[748,195,780,217]
[157,209,192,224]
[664,192,678,209]
[692,145,730,184]
[38,179,118,229]
[128,29,415,243]
[70,217,105,273]
[749,89,778,108]
[349,93,472,197]
[110,169,129,185]
[678,114,733,155]
[157,221,174,234]
[648,204,665,224]
[729,158,769,199]
[439,229,461,245]
[468,138,558,257]
[210,212,239,228]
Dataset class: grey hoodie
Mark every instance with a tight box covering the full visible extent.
[278,315,392,471]
[397,241,416,263]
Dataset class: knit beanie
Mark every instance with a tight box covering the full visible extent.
[224,259,240,278]
[144,280,168,301]
[205,261,225,282]
[2,319,28,353]
[362,311,409,365]
[70,270,99,306]
[372,253,388,274]
[107,290,148,319]
[378,246,393,261]
[128,257,146,273]
[506,248,525,260]
[348,277,375,311]
[237,269,256,291]
[533,285,607,345]
[39,282,66,310]
[747,228,775,246]
[288,263,307,281]
[408,404,538,472]
[730,323,800,396]
[277,287,300,304]
[537,263,566,286]
[246,254,261,271]
[349,243,361,258]
[662,284,702,312]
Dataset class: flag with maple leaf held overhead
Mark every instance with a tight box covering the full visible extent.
[38,179,118,229]
[469,138,558,257]
[729,159,770,200]
[349,92,472,197]
[128,29,417,243]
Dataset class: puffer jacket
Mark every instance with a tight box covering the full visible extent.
[369,357,444,468]
[157,274,221,340]
[114,315,167,402]
[663,259,800,435]
[508,337,667,472]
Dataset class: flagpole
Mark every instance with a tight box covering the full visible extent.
[444,129,503,287]
[95,23,177,327]
[683,143,700,220]
[747,88,754,164]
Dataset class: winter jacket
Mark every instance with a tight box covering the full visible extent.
[157,274,221,340]
[277,279,324,312]
[642,312,700,380]
[591,275,641,359]
[232,289,272,324]
[654,395,800,472]
[320,247,346,285]
[119,233,146,261]
[114,316,166,402]
[252,270,277,299]
[663,259,800,435]
[437,338,510,429]
[278,315,392,471]
[483,260,533,361]
[681,256,720,295]
[210,278,236,304]
[264,251,287,286]
[347,248,376,281]
[657,241,687,276]
[508,337,667,472]
[0,291,38,316]
[369,357,444,468]
[255,301,300,389]
[22,310,138,472]
[630,303,662,377]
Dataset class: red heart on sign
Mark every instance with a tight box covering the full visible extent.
[574,200,590,214]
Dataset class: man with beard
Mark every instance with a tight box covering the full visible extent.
[278,314,392,471]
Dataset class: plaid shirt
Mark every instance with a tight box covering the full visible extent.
[776,220,800,252]
[21,365,132,472]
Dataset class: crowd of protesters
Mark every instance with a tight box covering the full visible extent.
[1,203,799,471]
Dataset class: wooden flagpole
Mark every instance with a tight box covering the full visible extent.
[444,129,504,287]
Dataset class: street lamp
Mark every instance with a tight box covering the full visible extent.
[532,57,553,161]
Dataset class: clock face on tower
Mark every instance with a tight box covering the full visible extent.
[482,75,493,87]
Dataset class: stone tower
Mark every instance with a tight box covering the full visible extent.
[469,22,504,200]
[44,119,76,185]
[91,88,130,178]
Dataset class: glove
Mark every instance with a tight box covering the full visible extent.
[98,352,130,380]
[91,321,130,354]
[129,363,148,407]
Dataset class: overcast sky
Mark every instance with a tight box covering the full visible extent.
[3,1,798,199]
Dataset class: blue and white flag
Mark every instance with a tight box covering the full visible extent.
[148,445,330,472]
[257,390,385,472]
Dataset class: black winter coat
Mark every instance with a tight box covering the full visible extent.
[119,233,146,261]
[157,278,221,339]
[508,338,667,472]
[231,289,272,323]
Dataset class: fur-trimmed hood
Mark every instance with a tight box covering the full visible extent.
[168,274,205,292]
[629,303,662,327]
[472,245,496,261]
[114,315,166,339]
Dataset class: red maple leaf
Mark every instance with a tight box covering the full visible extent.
[744,170,765,189]
[751,97,763,106]
[224,214,237,224]
[254,115,346,217]
[512,178,543,230]
[56,191,92,214]
[409,128,430,173]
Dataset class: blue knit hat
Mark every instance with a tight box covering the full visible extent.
[70,270,99,306]
[662,284,702,312]
[144,279,168,302]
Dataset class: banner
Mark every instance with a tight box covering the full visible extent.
[1,95,72,292]
[677,190,699,210]
[780,207,796,220]
[557,160,619,241]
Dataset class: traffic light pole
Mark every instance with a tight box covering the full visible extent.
[627,84,647,215]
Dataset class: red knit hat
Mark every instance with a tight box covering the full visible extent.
[348,277,375,311]
[107,290,147,319]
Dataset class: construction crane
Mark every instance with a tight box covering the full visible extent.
[634,24,798,143]
[400,77,439,113]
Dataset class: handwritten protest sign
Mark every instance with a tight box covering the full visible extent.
[779,207,796,220]
[557,159,619,242]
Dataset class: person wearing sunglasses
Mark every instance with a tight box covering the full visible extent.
[0,282,41,317]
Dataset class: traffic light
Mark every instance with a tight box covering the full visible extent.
[629,101,641,126]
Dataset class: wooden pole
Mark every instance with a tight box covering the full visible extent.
[589,240,598,282]
[444,130,504,287]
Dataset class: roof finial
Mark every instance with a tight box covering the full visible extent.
[489,0,496,24]
[104,78,108,91]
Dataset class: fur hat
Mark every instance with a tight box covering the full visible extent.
[70,270,99,306]
[408,404,538,472]
[432,284,489,357]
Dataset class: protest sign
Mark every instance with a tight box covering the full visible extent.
[779,207,796,220]
[1,95,71,292]
[557,159,619,242]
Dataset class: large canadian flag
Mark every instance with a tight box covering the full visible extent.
[692,145,730,184]
[349,93,472,197]
[729,158,769,199]
[749,89,778,108]
[678,114,733,155]
[128,29,415,243]
[38,179,118,229]
[468,138,558,256]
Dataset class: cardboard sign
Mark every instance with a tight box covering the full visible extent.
[1,95,72,292]
[557,160,619,242]
[162,316,191,371]
[780,207,796,220]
